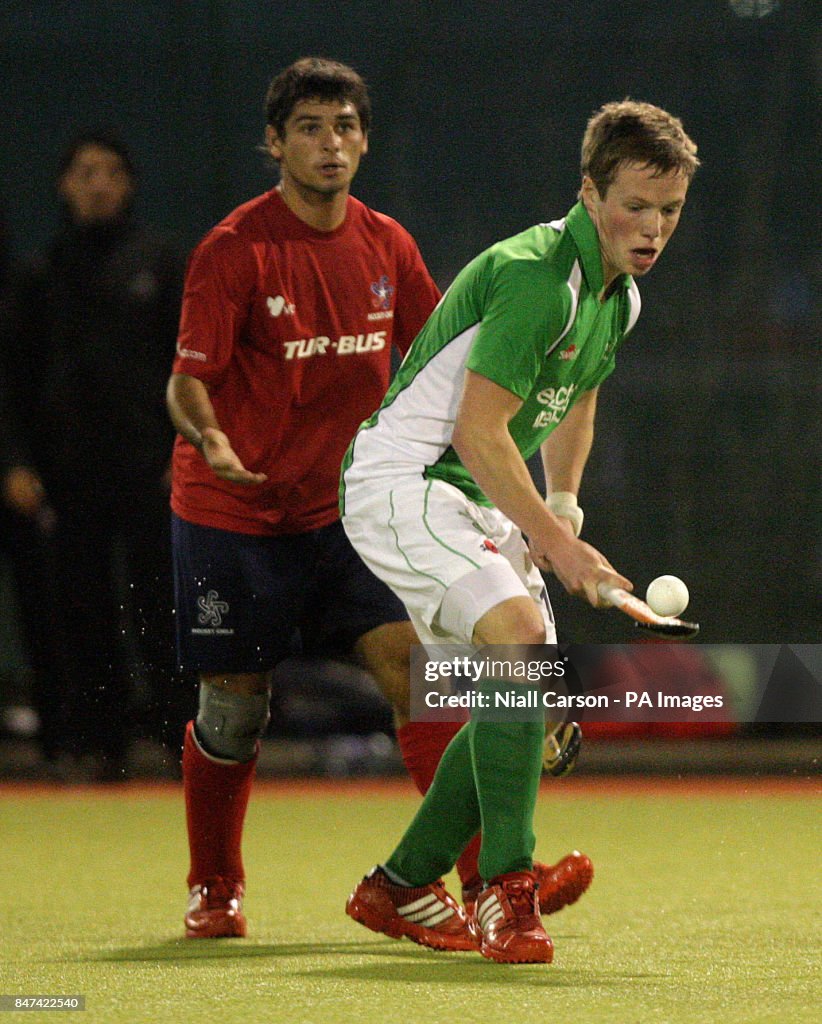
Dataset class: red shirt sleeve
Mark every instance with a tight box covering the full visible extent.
[173,228,258,384]
[391,228,441,356]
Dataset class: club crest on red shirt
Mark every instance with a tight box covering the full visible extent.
[370,275,395,310]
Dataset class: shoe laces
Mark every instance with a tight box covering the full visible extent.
[500,876,537,918]
[429,880,450,901]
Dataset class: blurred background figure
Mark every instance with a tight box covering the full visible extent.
[0,207,62,760]
[0,130,190,781]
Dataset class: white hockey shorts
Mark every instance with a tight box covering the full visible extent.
[342,476,556,645]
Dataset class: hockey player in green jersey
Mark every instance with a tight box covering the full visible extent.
[341,100,699,963]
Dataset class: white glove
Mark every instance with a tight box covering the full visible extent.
[547,491,584,537]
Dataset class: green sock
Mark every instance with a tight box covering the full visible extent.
[385,723,480,886]
[470,681,545,881]
[385,682,546,886]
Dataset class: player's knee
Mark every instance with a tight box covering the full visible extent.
[354,621,414,713]
[371,658,412,721]
[201,671,271,696]
[513,620,548,646]
[195,680,271,762]
[472,598,546,646]
[379,637,412,677]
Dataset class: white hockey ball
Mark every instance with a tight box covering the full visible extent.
[646,575,689,617]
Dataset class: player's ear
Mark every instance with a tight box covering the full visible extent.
[265,124,283,161]
[579,175,599,214]
[360,132,368,157]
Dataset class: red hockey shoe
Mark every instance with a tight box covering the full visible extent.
[184,877,247,938]
[462,850,593,919]
[473,871,553,964]
[346,867,478,952]
[535,851,594,915]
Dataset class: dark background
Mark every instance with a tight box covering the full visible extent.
[0,0,818,645]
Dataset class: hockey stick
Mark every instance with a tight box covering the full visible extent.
[543,721,582,777]
[597,583,700,639]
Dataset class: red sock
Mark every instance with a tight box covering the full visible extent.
[396,720,481,888]
[183,721,257,889]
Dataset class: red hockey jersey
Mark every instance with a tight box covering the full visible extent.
[171,189,440,534]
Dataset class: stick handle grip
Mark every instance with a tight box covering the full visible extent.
[597,583,624,607]
[597,583,657,624]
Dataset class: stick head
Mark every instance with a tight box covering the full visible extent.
[598,583,700,639]
[635,619,700,639]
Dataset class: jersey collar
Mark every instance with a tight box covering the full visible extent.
[268,187,354,241]
[565,201,632,295]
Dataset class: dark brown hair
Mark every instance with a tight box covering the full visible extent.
[265,57,371,138]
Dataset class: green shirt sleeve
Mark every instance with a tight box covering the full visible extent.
[465,257,568,400]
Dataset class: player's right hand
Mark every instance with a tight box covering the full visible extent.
[201,428,267,485]
[529,533,632,608]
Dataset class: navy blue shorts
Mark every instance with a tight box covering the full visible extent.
[171,513,408,673]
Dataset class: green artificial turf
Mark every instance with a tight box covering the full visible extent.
[0,779,819,1024]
